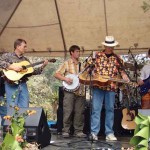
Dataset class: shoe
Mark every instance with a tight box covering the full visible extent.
[106,134,117,141]
[75,132,87,138]
[62,132,69,138]
[91,133,98,141]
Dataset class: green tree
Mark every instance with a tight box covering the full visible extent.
[141,0,150,12]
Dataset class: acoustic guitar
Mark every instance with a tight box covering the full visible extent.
[79,71,137,87]
[121,85,136,130]
[121,108,136,130]
[3,59,56,81]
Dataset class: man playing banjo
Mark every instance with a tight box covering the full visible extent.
[54,45,86,138]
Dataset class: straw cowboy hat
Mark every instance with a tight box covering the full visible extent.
[102,36,118,47]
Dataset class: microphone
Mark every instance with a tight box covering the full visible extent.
[88,63,95,68]
[92,51,96,66]
[85,63,95,70]
[87,63,95,74]
[82,51,93,63]
[80,63,95,74]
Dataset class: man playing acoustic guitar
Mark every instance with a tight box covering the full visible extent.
[0,39,48,108]
[90,36,129,141]
[54,45,86,138]
[138,49,150,109]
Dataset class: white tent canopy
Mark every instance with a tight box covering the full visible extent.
[0,0,150,57]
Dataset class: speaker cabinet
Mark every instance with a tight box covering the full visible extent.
[3,107,51,148]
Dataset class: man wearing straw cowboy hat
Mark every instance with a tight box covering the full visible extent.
[90,36,129,141]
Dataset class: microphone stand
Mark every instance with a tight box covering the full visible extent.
[128,48,139,105]
[87,64,94,143]
[128,48,138,83]
[113,53,132,108]
[79,61,95,142]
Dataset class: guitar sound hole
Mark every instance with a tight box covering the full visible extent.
[126,112,135,121]
[22,66,27,70]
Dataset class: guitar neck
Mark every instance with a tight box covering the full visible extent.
[25,59,56,68]
[103,76,130,84]
[109,78,128,83]
[126,106,131,114]
[102,76,137,87]
[26,61,44,68]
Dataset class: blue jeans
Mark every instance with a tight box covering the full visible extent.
[5,82,29,107]
[91,88,115,136]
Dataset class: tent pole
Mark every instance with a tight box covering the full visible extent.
[0,0,22,37]
[54,0,67,59]
[103,0,108,36]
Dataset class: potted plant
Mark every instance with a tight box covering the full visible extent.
[0,106,38,150]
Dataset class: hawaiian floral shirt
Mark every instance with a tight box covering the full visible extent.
[92,51,123,91]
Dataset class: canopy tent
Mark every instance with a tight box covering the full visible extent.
[0,0,150,58]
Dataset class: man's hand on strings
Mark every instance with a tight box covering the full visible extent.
[65,78,73,85]
[8,64,23,72]
[121,72,130,82]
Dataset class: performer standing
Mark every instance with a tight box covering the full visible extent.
[138,49,150,109]
[90,36,129,141]
[0,39,48,107]
[54,45,86,138]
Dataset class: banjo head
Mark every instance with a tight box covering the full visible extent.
[63,74,80,91]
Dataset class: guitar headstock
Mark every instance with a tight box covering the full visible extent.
[49,59,56,63]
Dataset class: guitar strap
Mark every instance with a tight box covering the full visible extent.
[79,62,81,72]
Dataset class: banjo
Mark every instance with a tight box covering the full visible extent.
[63,74,80,92]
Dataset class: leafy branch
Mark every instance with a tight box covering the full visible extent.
[141,0,150,12]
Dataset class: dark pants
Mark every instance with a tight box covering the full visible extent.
[63,91,85,134]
